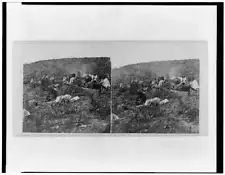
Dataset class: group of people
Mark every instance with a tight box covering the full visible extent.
[151,76,199,90]
[119,75,199,92]
[117,75,199,106]
[27,72,111,102]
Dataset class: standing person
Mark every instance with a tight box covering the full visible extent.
[130,79,139,95]
[41,74,47,91]
[158,78,165,87]
[177,76,186,87]
[139,80,144,89]
[69,73,76,84]
[41,74,46,80]
[106,74,111,84]
[75,75,82,87]
[50,74,56,84]
[151,78,157,88]
[106,74,111,83]
[30,76,36,88]
[63,74,68,84]
[92,74,97,83]
[40,74,45,91]
[92,75,98,87]
[30,77,34,84]
[77,71,81,78]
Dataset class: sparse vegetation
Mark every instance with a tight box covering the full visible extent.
[112,59,199,133]
[23,57,111,133]
[23,57,200,134]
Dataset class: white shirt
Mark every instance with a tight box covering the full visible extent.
[63,77,67,82]
[190,80,199,89]
[158,80,164,86]
[50,77,55,81]
[102,78,110,88]
[144,97,161,106]
[69,77,76,84]
[24,109,31,117]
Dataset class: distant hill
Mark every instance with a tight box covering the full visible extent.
[23,57,111,80]
[111,59,200,84]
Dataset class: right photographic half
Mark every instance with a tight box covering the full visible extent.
[111,41,207,134]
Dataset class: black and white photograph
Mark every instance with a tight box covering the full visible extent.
[18,41,206,134]
[6,3,218,173]
[112,41,203,133]
[21,42,111,133]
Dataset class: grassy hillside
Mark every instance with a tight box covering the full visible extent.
[112,59,199,85]
[111,59,200,133]
[23,85,111,133]
[23,57,111,80]
[23,57,111,133]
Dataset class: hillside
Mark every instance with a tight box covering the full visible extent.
[23,57,111,133]
[23,57,111,80]
[111,59,199,84]
[111,59,200,133]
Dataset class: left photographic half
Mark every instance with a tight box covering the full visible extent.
[20,42,111,133]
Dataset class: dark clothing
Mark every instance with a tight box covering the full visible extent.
[41,78,50,91]
[130,82,139,95]
[85,76,92,84]
[92,81,103,93]
[75,77,82,87]
[136,91,147,105]
[46,87,58,101]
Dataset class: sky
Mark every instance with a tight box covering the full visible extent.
[14,41,207,69]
